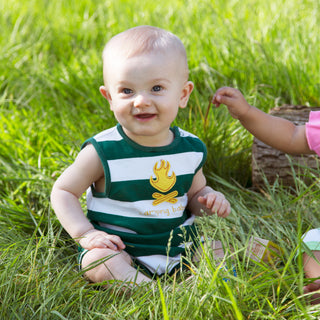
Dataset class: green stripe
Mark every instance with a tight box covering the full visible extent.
[124,243,186,257]
[98,138,205,160]
[92,222,198,257]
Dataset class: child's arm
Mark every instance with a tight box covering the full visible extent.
[187,169,231,218]
[213,87,312,154]
[50,144,125,251]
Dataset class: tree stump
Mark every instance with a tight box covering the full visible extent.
[252,105,320,188]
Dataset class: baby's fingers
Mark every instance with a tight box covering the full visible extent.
[108,234,126,250]
[80,233,125,251]
[97,234,125,251]
[198,193,231,218]
[216,199,231,218]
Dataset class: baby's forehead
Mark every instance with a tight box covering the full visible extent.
[102,27,189,81]
[103,47,188,82]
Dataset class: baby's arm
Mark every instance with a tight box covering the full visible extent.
[187,169,231,218]
[213,87,312,154]
[50,144,125,251]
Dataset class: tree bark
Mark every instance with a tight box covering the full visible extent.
[252,105,320,188]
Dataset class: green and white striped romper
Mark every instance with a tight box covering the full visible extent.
[82,124,207,275]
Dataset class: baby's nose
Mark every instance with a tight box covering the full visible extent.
[133,93,151,108]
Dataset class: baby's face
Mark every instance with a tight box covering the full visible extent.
[101,50,193,146]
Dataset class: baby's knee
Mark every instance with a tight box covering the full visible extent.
[82,248,132,283]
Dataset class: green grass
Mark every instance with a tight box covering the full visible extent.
[1,0,320,318]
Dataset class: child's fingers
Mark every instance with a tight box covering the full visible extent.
[108,234,126,250]
[98,234,125,250]
[211,95,221,108]
[213,87,241,107]
[215,86,238,97]
[80,231,125,251]
[210,197,224,214]
[205,193,216,207]
[198,193,216,208]
[197,195,208,205]
[80,238,107,250]
[209,195,231,217]
[198,193,231,218]
[216,200,231,218]
[101,237,120,251]
[94,239,116,250]
[214,94,234,107]
[212,94,233,109]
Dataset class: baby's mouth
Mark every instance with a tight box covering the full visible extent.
[134,113,156,120]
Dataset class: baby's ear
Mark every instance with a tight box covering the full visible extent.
[99,86,111,101]
[179,81,194,109]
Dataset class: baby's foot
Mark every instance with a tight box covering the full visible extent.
[303,279,320,305]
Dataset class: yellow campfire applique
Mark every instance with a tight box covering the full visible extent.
[150,160,178,206]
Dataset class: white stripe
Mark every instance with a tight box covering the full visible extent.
[178,127,199,139]
[98,223,137,234]
[108,152,203,182]
[87,189,188,219]
[93,126,199,143]
[94,127,123,142]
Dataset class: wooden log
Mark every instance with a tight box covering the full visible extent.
[252,105,320,188]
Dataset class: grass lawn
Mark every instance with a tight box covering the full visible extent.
[1,0,320,318]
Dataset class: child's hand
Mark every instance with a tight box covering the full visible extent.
[212,87,251,120]
[198,191,231,218]
[79,229,126,251]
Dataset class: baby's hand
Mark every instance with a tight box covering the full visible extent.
[78,229,126,251]
[198,191,231,218]
[212,87,251,120]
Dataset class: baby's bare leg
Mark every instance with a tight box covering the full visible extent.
[303,251,320,304]
[82,248,152,287]
[304,251,320,278]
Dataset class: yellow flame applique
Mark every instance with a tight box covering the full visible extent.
[150,160,178,205]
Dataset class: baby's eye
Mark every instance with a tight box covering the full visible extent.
[122,88,133,94]
[152,85,162,92]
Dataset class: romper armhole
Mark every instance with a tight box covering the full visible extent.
[81,138,111,197]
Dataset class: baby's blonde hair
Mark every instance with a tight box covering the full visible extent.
[102,26,189,81]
